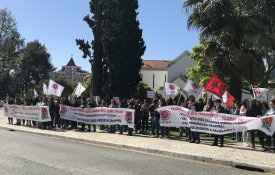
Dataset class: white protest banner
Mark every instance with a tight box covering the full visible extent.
[34,89,39,98]
[75,82,86,97]
[43,83,52,95]
[164,82,180,96]
[253,87,268,102]
[48,79,64,97]
[184,80,203,98]
[157,106,190,127]
[3,104,51,122]
[59,105,135,128]
[157,106,275,136]
[147,91,155,99]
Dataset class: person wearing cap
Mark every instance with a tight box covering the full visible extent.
[211,99,226,147]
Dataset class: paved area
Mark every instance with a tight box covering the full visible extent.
[0,129,265,175]
[0,109,274,173]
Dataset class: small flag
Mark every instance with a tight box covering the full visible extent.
[164,82,180,96]
[222,91,235,107]
[34,89,39,98]
[253,87,268,102]
[75,82,86,97]
[48,79,64,97]
[184,80,203,98]
[204,76,228,98]
[43,83,52,95]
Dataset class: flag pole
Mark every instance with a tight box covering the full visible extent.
[250,84,256,99]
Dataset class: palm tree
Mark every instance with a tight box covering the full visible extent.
[184,0,272,100]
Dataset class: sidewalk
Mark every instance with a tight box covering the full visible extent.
[0,109,274,173]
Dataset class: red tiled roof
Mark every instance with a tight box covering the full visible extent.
[142,60,170,69]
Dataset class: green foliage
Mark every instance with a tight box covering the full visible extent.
[0,8,24,73]
[184,0,274,100]
[101,0,146,99]
[15,40,55,93]
[130,82,152,100]
[77,0,145,100]
[52,79,74,97]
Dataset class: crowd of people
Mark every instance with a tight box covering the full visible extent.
[4,93,275,153]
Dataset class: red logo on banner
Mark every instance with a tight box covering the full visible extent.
[254,88,260,96]
[52,83,58,90]
[60,106,67,116]
[169,84,175,91]
[160,110,170,120]
[261,117,273,132]
[41,107,49,119]
[192,82,200,90]
[125,111,133,124]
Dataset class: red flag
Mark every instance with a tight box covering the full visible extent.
[204,76,228,98]
[223,92,235,107]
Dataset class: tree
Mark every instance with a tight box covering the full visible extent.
[130,82,153,100]
[15,40,55,94]
[101,0,146,99]
[77,0,146,100]
[0,8,24,97]
[76,0,104,98]
[184,0,272,100]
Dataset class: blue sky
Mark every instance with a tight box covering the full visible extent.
[0,0,200,72]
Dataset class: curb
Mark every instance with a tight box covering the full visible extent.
[1,125,274,173]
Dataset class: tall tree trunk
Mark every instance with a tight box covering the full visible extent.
[228,74,242,101]
[92,0,103,98]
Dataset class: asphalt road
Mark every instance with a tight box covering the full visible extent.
[0,128,266,175]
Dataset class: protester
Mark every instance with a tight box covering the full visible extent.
[79,98,87,131]
[203,99,214,112]
[140,99,149,134]
[155,98,165,138]
[211,99,226,147]
[15,97,22,125]
[54,98,61,128]
[119,99,128,134]
[127,100,135,136]
[148,99,158,136]
[86,98,96,132]
[240,99,250,146]
[108,99,118,133]
[187,96,200,144]
[265,99,275,152]
[6,94,13,124]
[49,97,55,128]
[232,101,241,142]
[246,99,264,149]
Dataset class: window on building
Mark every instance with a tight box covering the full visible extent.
[153,74,155,89]
[165,74,167,82]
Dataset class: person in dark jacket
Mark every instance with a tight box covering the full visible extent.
[246,99,263,149]
[211,99,226,147]
[86,98,96,132]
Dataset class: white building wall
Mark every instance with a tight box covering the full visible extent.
[140,69,167,91]
[168,52,195,82]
